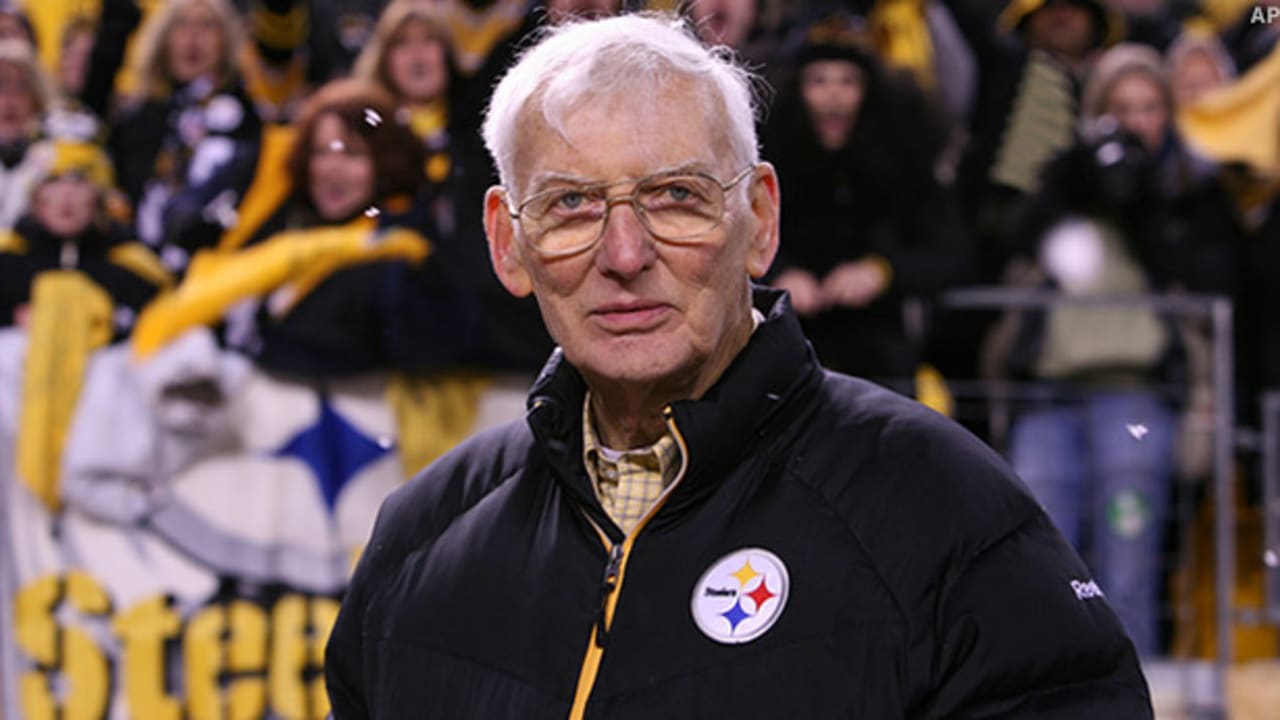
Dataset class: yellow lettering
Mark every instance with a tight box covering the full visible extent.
[268,596,340,719]
[15,576,59,669]
[63,625,110,720]
[113,596,182,720]
[185,604,221,719]
[19,672,56,720]
[14,573,110,720]
[185,601,268,720]
[15,575,345,720]
[269,596,308,719]
[309,598,339,716]
[64,572,110,614]
[227,601,268,719]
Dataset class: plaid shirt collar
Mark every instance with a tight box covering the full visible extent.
[581,392,683,534]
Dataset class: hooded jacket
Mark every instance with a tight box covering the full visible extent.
[762,50,970,382]
[325,287,1152,719]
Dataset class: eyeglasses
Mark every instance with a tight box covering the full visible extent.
[507,167,755,258]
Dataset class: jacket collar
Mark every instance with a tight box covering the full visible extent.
[526,286,822,524]
[14,216,111,261]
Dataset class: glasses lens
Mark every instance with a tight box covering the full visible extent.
[522,187,606,255]
[635,175,724,241]
[517,172,734,255]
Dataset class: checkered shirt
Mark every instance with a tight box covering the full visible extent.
[582,394,683,535]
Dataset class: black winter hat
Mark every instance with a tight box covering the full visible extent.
[794,13,878,72]
[998,0,1123,49]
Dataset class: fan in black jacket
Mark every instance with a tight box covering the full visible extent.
[103,0,262,275]
[0,140,169,335]
[763,13,972,389]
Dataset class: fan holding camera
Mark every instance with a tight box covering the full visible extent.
[981,42,1242,657]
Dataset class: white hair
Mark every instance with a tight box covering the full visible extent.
[481,12,762,197]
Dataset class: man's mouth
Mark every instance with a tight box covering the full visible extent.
[591,301,671,332]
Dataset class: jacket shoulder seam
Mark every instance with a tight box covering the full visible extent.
[783,462,911,622]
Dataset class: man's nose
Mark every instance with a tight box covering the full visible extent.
[594,198,656,278]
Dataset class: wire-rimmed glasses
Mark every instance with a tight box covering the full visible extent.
[507,166,755,258]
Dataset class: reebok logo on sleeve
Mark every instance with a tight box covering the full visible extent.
[1071,579,1105,600]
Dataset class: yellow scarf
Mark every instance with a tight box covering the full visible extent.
[869,0,935,90]
[133,218,431,358]
[1178,44,1280,179]
[17,272,113,511]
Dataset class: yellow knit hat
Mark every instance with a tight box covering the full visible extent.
[36,140,116,193]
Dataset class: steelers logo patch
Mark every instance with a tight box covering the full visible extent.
[691,548,789,644]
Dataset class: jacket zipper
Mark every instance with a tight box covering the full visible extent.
[567,407,690,720]
[594,543,624,647]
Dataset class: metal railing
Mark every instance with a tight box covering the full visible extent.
[934,287,1237,717]
[1261,392,1280,626]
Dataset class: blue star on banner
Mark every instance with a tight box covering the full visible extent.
[272,395,393,512]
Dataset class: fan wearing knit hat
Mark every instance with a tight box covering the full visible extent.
[999,0,1124,54]
[28,141,117,220]
[987,0,1125,192]
[953,0,1124,284]
[0,140,170,336]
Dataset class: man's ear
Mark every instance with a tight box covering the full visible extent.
[484,186,533,298]
[744,162,780,278]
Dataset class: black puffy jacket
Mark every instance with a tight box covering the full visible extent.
[325,288,1152,719]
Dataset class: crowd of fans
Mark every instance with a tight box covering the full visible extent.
[0,0,1278,656]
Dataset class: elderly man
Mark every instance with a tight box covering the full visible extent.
[325,13,1152,719]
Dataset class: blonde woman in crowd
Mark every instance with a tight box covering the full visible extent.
[354,1,467,239]
[107,0,262,274]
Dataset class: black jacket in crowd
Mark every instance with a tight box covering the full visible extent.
[994,130,1241,387]
[942,0,1087,281]
[325,287,1152,719]
[0,215,165,336]
[764,64,970,383]
[1241,193,1280,412]
[108,80,262,265]
[232,200,481,379]
[448,128,556,375]
[446,12,559,375]
[1004,131,1239,296]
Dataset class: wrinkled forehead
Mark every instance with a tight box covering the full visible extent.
[509,75,733,195]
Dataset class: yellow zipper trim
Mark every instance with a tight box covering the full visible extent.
[567,408,691,720]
